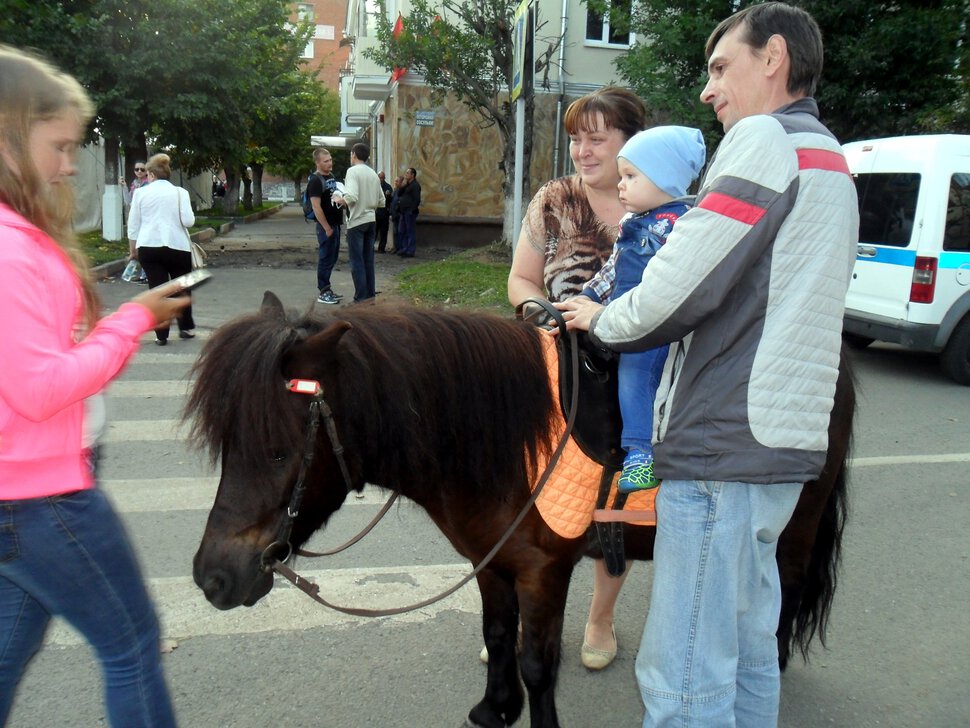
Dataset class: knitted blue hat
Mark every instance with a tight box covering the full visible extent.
[617,126,707,198]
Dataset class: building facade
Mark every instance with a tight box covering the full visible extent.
[339,0,635,229]
[294,0,352,93]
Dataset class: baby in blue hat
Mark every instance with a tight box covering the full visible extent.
[580,126,706,492]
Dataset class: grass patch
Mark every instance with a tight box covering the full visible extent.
[396,241,514,314]
[79,231,129,266]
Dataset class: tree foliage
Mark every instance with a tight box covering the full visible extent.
[0,0,318,214]
[614,0,970,148]
[366,0,563,240]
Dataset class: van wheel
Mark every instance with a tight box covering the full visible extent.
[940,317,970,385]
[842,333,874,350]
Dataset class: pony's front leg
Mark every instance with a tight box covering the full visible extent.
[516,560,573,728]
[466,567,523,728]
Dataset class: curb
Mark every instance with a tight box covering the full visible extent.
[91,203,286,280]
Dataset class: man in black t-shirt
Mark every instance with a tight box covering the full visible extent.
[307,147,345,304]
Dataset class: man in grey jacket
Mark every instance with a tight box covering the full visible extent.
[559,4,858,726]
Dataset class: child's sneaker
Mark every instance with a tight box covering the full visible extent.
[617,450,659,493]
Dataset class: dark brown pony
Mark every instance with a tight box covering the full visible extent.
[188,293,853,728]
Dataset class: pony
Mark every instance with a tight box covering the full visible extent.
[188,293,853,728]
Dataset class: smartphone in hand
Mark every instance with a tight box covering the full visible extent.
[169,269,213,293]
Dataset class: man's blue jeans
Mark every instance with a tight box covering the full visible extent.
[346,221,376,302]
[316,222,340,293]
[636,479,802,728]
[398,210,417,256]
[0,489,175,727]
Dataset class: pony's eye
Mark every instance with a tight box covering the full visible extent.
[270,451,288,463]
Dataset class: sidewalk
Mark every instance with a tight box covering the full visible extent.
[96,203,461,333]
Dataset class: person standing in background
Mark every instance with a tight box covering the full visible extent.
[127,152,197,345]
[389,174,404,253]
[375,171,393,253]
[395,167,421,258]
[332,143,385,303]
[308,147,345,305]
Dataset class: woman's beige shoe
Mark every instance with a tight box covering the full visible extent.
[580,623,617,670]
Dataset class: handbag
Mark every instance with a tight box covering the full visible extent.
[178,189,207,269]
[190,241,207,269]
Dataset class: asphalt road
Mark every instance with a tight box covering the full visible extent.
[6,208,968,727]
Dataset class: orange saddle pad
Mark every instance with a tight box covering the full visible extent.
[531,331,656,539]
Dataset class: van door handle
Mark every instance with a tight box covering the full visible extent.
[857,245,877,257]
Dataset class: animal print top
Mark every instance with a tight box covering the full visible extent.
[521,175,619,303]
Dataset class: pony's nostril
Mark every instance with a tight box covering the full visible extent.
[203,572,228,600]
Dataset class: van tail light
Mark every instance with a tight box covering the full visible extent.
[910,256,938,304]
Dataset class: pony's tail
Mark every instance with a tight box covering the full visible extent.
[784,454,849,668]
[779,349,855,669]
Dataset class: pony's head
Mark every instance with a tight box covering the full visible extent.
[187,292,357,609]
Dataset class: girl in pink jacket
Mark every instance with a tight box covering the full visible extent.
[0,46,189,726]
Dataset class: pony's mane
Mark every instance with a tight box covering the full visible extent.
[185,301,558,495]
[184,305,308,471]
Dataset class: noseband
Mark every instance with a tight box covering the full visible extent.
[259,379,355,571]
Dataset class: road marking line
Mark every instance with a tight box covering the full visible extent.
[850,453,970,467]
[107,380,192,397]
[102,477,391,512]
[43,564,482,646]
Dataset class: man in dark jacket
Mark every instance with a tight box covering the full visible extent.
[395,167,421,258]
[375,171,393,253]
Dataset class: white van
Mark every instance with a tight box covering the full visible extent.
[842,134,970,384]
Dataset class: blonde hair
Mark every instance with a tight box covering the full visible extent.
[145,152,172,180]
[0,45,98,329]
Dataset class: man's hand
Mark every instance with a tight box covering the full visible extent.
[555,296,603,332]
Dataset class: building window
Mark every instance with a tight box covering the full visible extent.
[586,0,633,47]
[297,3,314,22]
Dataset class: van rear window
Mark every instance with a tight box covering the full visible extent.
[944,173,970,252]
[854,173,920,247]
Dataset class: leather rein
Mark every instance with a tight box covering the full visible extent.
[260,300,579,617]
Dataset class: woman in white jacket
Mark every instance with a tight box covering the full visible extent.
[128,152,197,345]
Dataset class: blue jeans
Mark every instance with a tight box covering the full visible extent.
[316,223,340,292]
[397,210,417,256]
[618,344,668,455]
[346,222,376,302]
[637,480,802,728]
[0,489,175,727]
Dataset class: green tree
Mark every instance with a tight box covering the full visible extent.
[614,0,969,149]
[265,80,342,202]
[366,0,564,242]
[1,0,314,217]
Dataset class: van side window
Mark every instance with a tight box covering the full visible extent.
[853,172,920,247]
[943,173,970,251]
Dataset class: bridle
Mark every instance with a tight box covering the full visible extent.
[258,378,365,569]
[259,308,580,617]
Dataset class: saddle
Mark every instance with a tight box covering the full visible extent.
[516,298,647,576]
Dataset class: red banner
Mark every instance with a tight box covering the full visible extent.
[390,14,407,82]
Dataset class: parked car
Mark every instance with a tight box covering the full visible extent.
[842,134,970,384]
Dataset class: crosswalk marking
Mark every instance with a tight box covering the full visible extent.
[44,564,483,647]
[102,477,391,512]
[108,380,192,397]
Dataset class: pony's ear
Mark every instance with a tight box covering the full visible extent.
[303,321,353,353]
[260,291,286,319]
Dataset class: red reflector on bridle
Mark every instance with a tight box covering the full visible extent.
[287,379,322,396]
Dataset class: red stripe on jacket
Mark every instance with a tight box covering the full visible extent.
[797,148,850,175]
[698,191,766,226]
